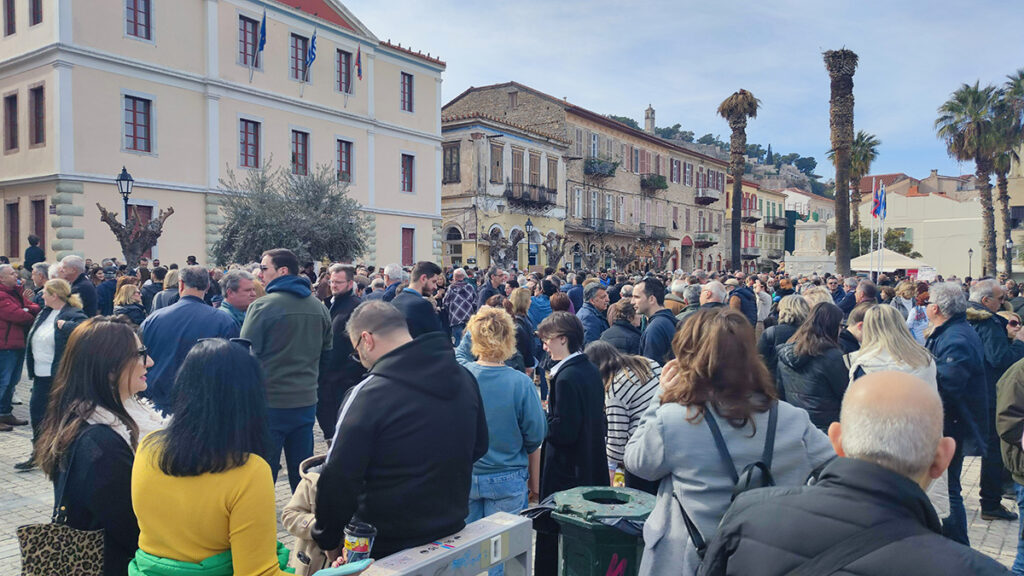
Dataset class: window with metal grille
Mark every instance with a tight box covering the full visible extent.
[291,130,308,175]
[123,95,151,152]
[338,139,353,182]
[29,86,43,146]
[401,154,414,192]
[400,72,414,112]
[442,143,459,184]
[291,34,308,80]
[239,119,259,168]
[126,0,151,40]
[29,0,42,25]
[337,49,352,93]
[239,16,259,67]
[3,94,16,151]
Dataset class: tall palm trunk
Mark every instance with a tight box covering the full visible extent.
[824,49,858,275]
[849,178,861,230]
[977,159,996,276]
[728,116,746,271]
[997,169,1012,276]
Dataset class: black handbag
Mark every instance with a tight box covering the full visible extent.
[17,426,104,576]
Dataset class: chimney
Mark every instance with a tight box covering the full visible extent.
[930,169,938,179]
[644,104,655,134]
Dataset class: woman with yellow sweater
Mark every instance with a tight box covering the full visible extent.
[130,339,290,576]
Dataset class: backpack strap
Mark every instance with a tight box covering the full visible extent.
[784,517,930,576]
[702,409,739,484]
[673,491,709,560]
[53,424,94,523]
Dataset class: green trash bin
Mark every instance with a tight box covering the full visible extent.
[551,486,655,576]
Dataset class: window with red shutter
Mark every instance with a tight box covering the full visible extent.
[338,140,353,181]
[124,96,151,152]
[239,16,259,67]
[239,119,259,168]
[291,34,308,80]
[401,154,415,192]
[126,0,151,40]
[291,130,308,175]
[338,50,352,93]
[29,86,45,146]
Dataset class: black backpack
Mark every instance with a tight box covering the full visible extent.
[674,401,778,560]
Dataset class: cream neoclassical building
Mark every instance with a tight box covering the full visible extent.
[0,0,444,265]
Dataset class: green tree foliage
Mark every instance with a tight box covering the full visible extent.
[654,123,682,139]
[697,133,717,145]
[765,143,773,164]
[826,226,922,259]
[607,115,640,130]
[794,156,818,177]
[779,152,800,164]
[213,163,369,266]
[746,143,766,161]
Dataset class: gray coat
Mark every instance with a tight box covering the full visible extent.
[624,391,835,576]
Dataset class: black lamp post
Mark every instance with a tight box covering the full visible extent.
[1007,239,1015,276]
[115,166,134,223]
[968,248,974,278]
[524,218,534,270]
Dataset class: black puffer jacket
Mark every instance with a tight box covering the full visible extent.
[776,342,848,431]
[757,321,799,380]
[699,457,1010,576]
[600,320,641,355]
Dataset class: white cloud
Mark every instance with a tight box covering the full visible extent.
[346,0,1024,179]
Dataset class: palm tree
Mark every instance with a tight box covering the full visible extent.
[824,49,858,275]
[994,72,1024,276]
[936,82,1001,276]
[717,89,760,271]
[828,130,880,230]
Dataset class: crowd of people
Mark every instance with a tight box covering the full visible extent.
[11,239,1024,575]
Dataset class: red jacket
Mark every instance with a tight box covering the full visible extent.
[0,282,40,350]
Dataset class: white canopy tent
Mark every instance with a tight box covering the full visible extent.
[849,248,929,272]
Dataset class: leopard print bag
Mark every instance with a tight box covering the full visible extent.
[17,425,104,576]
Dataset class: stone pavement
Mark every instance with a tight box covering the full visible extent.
[0,375,1019,573]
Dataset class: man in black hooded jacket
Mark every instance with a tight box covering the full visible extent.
[313,300,488,560]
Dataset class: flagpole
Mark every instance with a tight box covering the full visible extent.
[870,177,876,278]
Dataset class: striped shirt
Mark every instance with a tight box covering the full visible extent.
[605,358,662,466]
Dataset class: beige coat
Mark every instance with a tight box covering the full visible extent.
[281,455,329,575]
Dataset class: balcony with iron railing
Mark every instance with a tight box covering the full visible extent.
[764,216,788,230]
[504,182,558,207]
[741,246,761,259]
[694,231,719,247]
[639,223,668,239]
[582,218,615,234]
[640,173,669,194]
[741,208,762,223]
[695,187,721,205]
[583,157,619,178]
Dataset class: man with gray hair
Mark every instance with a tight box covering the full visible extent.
[966,278,1024,521]
[576,281,609,345]
[365,263,403,302]
[59,254,97,317]
[675,283,702,323]
[218,269,257,327]
[924,281,989,545]
[700,372,1009,575]
[837,276,859,315]
[443,267,476,346]
[665,279,688,315]
[313,300,487,561]
[140,266,239,413]
[30,262,49,307]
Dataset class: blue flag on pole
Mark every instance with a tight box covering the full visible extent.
[258,10,267,53]
[304,29,318,81]
[879,182,886,220]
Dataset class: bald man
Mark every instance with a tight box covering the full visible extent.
[699,372,1010,575]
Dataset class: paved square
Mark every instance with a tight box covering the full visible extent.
[0,377,1018,572]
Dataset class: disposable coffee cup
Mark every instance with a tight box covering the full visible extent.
[343,521,377,563]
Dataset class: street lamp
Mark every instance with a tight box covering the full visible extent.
[968,248,974,278]
[115,166,134,223]
[1007,239,1015,272]
[524,218,534,271]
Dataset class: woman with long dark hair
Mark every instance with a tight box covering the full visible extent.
[35,317,154,575]
[584,340,660,494]
[624,308,833,575]
[775,301,849,431]
[130,339,290,575]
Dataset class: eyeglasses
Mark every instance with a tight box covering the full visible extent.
[137,346,148,364]
[350,332,371,363]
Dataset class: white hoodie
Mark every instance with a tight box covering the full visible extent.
[846,349,949,519]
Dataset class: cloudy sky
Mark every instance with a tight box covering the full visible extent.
[347,0,1024,181]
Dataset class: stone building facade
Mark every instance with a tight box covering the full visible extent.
[443,82,730,273]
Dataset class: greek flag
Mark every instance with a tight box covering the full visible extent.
[304,29,317,82]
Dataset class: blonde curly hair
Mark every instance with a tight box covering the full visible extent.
[467,306,516,363]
